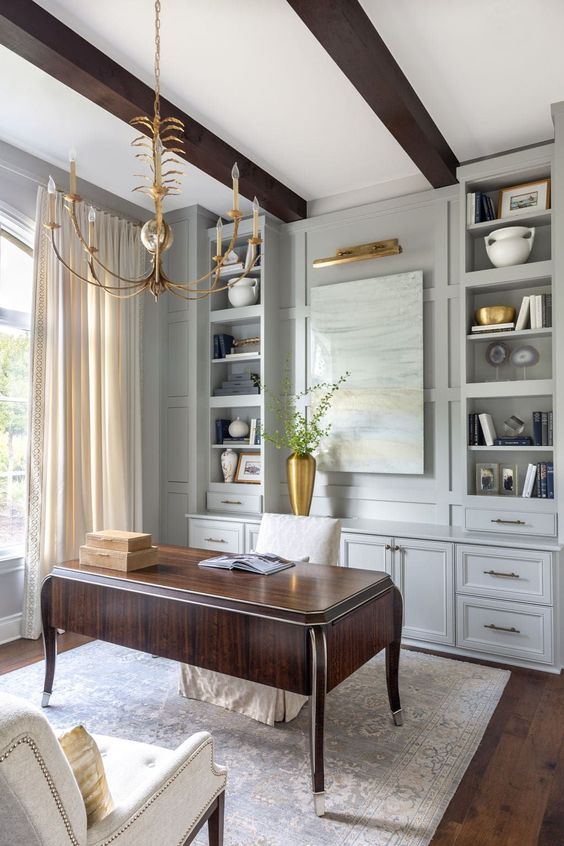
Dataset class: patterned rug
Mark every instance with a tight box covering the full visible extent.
[0,641,509,846]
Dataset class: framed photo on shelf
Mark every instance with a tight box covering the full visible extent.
[500,464,519,496]
[476,462,499,496]
[235,452,262,484]
[498,178,550,219]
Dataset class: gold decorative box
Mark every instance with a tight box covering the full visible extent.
[85,530,153,553]
[79,544,158,572]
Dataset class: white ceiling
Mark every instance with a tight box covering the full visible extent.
[1,1,563,219]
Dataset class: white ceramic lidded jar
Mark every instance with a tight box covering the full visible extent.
[228,417,249,438]
[228,277,259,308]
[484,226,535,268]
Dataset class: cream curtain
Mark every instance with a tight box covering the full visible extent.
[22,187,144,638]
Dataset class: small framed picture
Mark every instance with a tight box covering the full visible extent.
[476,462,499,496]
[235,452,262,484]
[498,179,550,219]
[500,464,519,496]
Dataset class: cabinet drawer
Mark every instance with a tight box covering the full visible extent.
[188,519,243,553]
[456,596,553,664]
[465,507,557,537]
[456,545,553,605]
[206,491,262,514]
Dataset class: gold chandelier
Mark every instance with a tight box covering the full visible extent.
[44,0,261,301]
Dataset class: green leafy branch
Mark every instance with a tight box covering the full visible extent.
[261,358,348,456]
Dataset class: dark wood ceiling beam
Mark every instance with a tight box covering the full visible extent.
[286,0,459,188]
[0,0,306,222]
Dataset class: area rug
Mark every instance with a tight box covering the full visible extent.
[0,642,509,846]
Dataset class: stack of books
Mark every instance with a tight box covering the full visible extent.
[522,462,554,498]
[79,530,158,571]
[471,322,515,334]
[515,294,552,330]
[214,372,260,397]
[467,192,497,224]
[213,333,235,359]
[532,411,553,446]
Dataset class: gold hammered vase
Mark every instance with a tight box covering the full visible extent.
[287,452,316,516]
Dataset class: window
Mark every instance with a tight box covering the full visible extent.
[0,227,33,551]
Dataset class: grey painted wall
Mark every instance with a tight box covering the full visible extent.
[280,185,461,525]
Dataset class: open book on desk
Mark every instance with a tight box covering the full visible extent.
[198,552,296,575]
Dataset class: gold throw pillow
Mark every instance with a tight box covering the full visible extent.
[59,725,114,825]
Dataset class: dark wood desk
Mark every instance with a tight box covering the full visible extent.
[41,545,403,815]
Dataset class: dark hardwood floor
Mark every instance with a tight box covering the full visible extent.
[1,636,563,844]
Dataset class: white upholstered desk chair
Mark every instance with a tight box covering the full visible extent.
[0,692,226,846]
[179,513,341,725]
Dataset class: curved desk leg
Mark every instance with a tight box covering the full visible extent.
[386,585,403,727]
[41,576,57,707]
[309,626,327,816]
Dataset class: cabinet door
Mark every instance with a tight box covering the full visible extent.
[340,533,392,574]
[244,522,261,553]
[394,538,454,645]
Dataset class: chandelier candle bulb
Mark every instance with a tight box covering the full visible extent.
[252,197,259,239]
[47,175,56,221]
[216,217,223,257]
[232,163,240,211]
[69,149,77,196]
[88,207,96,248]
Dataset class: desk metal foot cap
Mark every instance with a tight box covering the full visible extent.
[41,692,51,708]
[313,793,325,816]
[392,709,403,727]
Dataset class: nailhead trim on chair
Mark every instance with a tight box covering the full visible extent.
[0,734,81,845]
[91,737,227,846]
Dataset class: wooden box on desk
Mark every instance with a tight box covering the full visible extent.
[85,529,152,553]
[79,544,159,571]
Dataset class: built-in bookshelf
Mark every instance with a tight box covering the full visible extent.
[204,214,280,515]
[459,147,557,521]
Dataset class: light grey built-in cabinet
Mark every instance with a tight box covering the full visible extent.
[187,513,560,671]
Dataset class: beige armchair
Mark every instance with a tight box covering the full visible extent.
[0,693,226,846]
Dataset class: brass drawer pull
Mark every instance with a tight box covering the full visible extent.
[204,537,226,544]
[491,518,525,526]
[221,500,242,505]
[483,569,520,579]
[484,623,521,634]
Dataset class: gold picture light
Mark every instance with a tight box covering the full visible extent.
[313,238,401,269]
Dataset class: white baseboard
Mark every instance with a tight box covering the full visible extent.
[0,612,22,645]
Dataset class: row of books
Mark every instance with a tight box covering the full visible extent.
[215,418,261,446]
[515,293,552,330]
[467,191,497,224]
[468,412,553,446]
[218,243,262,276]
[522,462,554,498]
[213,372,260,397]
[213,333,234,359]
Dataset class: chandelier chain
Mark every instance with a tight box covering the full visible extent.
[154,0,161,119]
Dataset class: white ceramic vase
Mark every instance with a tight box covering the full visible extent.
[228,277,259,308]
[484,226,535,268]
[220,448,238,483]
[228,417,249,438]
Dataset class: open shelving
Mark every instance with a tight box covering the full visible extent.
[203,214,280,515]
[459,148,557,510]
